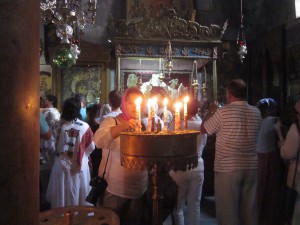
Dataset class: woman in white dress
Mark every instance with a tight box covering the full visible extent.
[46,96,95,208]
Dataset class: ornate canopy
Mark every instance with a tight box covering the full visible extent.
[107,8,227,59]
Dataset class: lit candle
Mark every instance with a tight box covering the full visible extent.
[151,97,157,132]
[163,98,168,131]
[147,99,152,132]
[135,97,142,132]
[183,96,189,129]
[174,102,182,131]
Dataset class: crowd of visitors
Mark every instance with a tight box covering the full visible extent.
[39,80,300,225]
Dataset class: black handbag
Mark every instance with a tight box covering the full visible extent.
[284,122,300,224]
[86,149,110,205]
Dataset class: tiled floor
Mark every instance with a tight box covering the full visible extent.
[164,196,217,225]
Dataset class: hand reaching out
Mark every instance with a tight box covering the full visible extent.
[121,119,137,132]
[209,101,218,114]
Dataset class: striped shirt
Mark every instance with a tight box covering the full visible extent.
[204,101,262,172]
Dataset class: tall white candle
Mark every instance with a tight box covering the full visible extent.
[147,99,152,132]
[151,97,157,132]
[183,96,189,129]
[174,102,182,131]
[163,98,168,131]
[135,97,142,132]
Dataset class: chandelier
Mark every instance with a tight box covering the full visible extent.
[40,0,97,66]
[237,0,247,63]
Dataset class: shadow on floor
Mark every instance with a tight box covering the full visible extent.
[163,196,217,225]
[200,196,217,225]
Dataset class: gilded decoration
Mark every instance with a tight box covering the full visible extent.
[120,154,198,171]
[120,130,200,171]
[61,66,101,104]
[70,72,100,103]
[109,8,225,101]
[108,9,227,41]
[114,43,215,58]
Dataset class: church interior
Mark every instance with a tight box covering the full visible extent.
[0,0,300,224]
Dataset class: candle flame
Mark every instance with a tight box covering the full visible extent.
[163,98,168,105]
[175,102,183,110]
[183,96,189,103]
[135,97,142,105]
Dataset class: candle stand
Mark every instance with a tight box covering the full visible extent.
[120,130,199,225]
[39,206,119,225]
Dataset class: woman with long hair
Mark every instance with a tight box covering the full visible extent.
[46,96,95,208]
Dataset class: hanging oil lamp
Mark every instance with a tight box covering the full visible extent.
[165,41,173,79]
[191,60,199,99]
[237,0,247,63]
[202,66,208,99]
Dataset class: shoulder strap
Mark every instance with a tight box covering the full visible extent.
[101,117,118,179]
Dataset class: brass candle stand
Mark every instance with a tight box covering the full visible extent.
[120,130,199,225]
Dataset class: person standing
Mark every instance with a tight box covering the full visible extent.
[40,95,61,210]
[169,99,207,225]
[46,96,95,208]
[96,90,122,124]
[40,94,61,166]
[200,79,262,225]
[41,94,61,127]
[280,98,300,225]
[75,93,88,122]
[256,98,286,225]
[93,87,148,225]
[39,111,52,211]
[86,103,102,179]
[40,112,52,141]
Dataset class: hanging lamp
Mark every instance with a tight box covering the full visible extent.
[165,41,173,79]
[237,0,247,63]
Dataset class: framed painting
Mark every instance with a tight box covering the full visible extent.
[126,0,194,21]
[61,66,101,105]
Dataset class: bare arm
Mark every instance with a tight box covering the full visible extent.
[110,118,136,139]
[200,102,218,133]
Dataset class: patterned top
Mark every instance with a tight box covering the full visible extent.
[54,119,95,171]
[204,101,262,172]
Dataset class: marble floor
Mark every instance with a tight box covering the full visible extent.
[164,196,217,225]
[40,167,217,225]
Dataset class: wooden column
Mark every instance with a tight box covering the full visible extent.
[0,1,40,225]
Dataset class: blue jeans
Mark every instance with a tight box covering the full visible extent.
[214,170,258,225]
[170,169,204,225]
